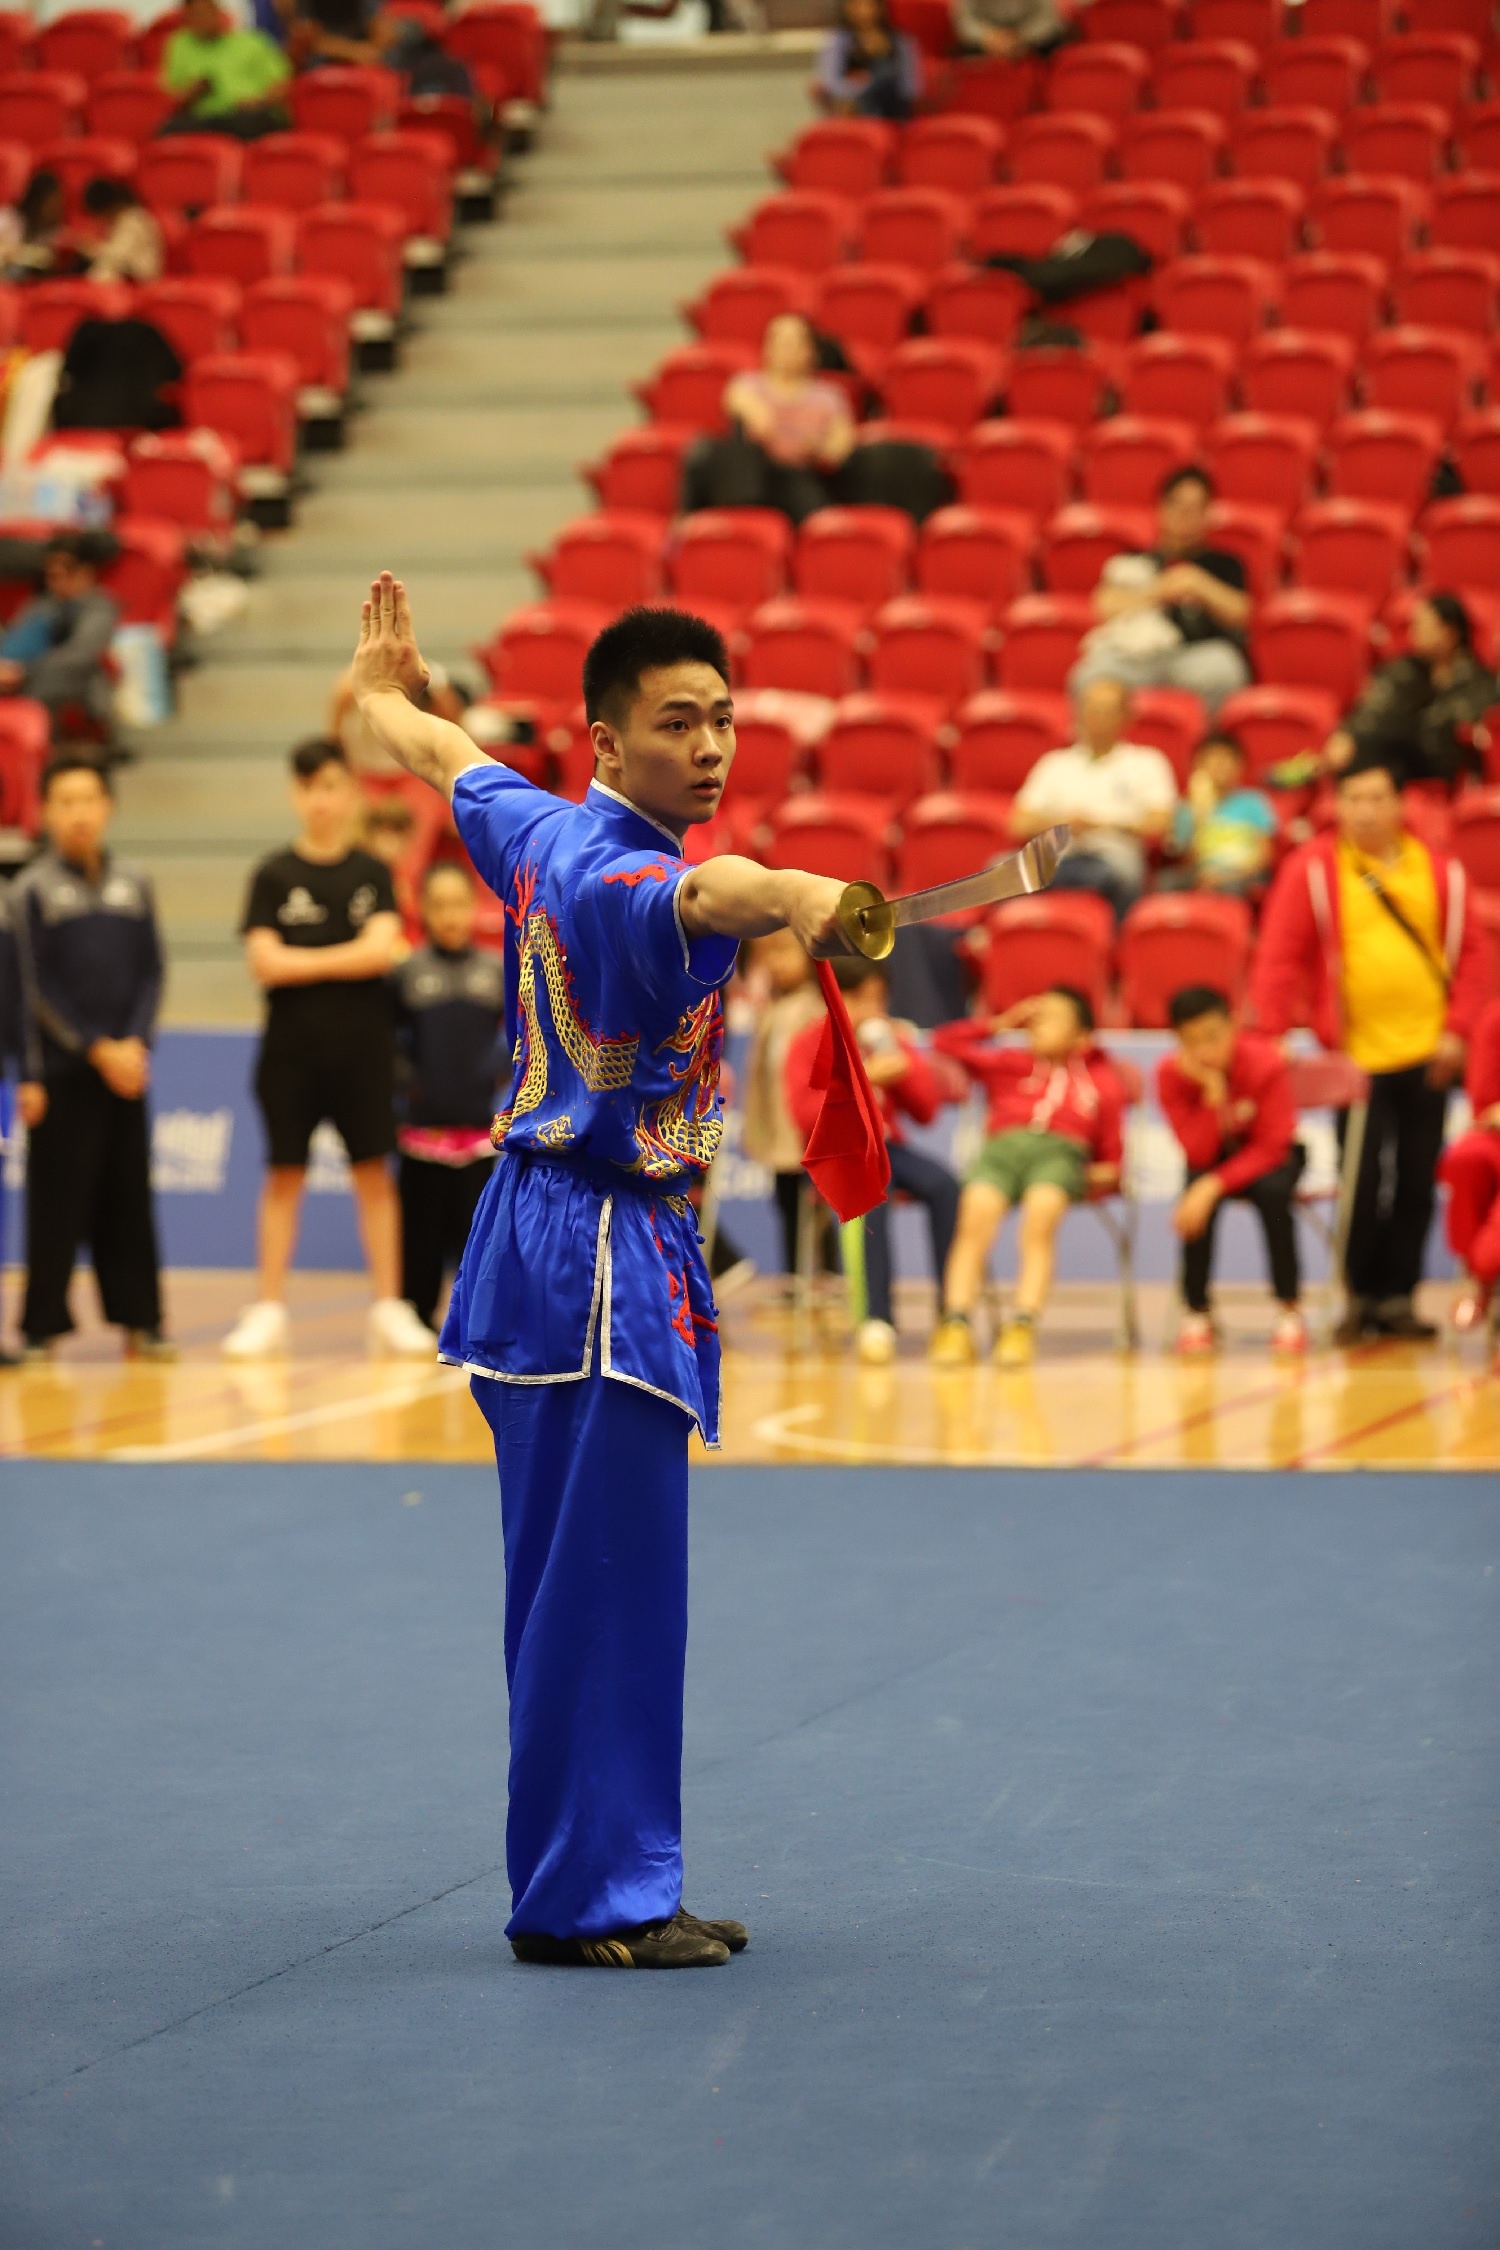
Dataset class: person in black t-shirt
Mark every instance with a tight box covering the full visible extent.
[1070,465,1253,717]
[225,736,434,1361]
[391,862,508,1331]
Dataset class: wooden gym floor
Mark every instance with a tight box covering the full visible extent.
[2,1268,1496,1472]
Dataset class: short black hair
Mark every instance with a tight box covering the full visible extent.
[830,952,886,995]
[1168,983,1231,1029]
[581,606,730,729]
[421,859,472,892]
[42,753,112,797]
[289,736,348,782]
[1423,590,1474,650]
[1336,747,1400,790]
[1048,983,1094,1032]
[82,174,136,217]
[1196,729,1245,762]
[1159,464,1215,503]
[43,528,114,572]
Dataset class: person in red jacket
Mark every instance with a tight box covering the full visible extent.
[1437,999,1500,1352]
[1158,985,1306,1358]
[1250,752,1487,1343]
[784,953,961,1365]
[927,985,1125,1368]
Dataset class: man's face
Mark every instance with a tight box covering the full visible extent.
[591,661,735,836]
[1078,680,1127,756]
[44,768,111,863]
[1337,768,1403,856]
[423,869,475,950]
[1196,742,1243,796]
[1157,477,1210,556]
[42,553,93,601]
[1029,992,1086,1059]
[183,0,226,37]
[1175,1010,1236,1075]
[293,761,360,850]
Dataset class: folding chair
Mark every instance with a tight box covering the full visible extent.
[1286,1050,1371,1338]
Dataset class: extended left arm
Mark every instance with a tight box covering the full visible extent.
[677,856,851,958]
[352,575,488,802]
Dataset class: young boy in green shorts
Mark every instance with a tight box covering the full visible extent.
[929,987,1125,1366]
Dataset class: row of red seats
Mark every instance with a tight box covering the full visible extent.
[903,0,1492,66]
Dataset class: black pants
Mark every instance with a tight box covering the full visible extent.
[1180,1148,1305,1315]
[156,104,289,140]
[23,1071,162,1343]
[682,429,832,526]
[1342,1065,1449,1305]
[399,1153,494,1329]
[863,1140,962,1327]
[774,1168,840,1277]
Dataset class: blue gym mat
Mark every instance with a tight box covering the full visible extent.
[1,1462,1496,2250]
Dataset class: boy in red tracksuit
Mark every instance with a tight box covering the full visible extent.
[927,985,1124,1368]
[1438,999,1500,1350]
[1158,984,1306,1357]
[784,952,960,1365]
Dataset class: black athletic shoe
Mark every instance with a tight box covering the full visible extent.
[1372,1299,1438,1341]
[1333,1298,1376,1346]
[510,1917,730,1968]
[678,1906,748,1953]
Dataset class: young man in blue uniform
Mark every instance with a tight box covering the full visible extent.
[352,576,849,1968]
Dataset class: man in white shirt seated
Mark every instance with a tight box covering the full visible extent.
[1011,678,1179,922]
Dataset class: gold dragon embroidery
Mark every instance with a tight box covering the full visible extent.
[632,991,724,1179]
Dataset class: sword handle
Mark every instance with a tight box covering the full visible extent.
[835,879,896,962]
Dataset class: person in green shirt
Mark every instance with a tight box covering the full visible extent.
[159,0,291,139]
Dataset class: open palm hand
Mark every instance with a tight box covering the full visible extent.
[352,572,430,706]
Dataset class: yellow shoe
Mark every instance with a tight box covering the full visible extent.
[929,1315,977,1367]
[995,1318,1035,1369]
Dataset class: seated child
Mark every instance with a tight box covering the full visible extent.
[390,863,507,1335]
[1438,997,1500,1351]
[784,953,961,1365]
[1157,984,1306,1356]
[929,986,1123,1367]
[1162,731,1277,896]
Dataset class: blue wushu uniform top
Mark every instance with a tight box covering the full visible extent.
[437,768,738,1444]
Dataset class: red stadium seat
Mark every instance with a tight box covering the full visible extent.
[1280,251,1388,348]
[1120,331,1235,427]
[31,135,136,221]
[296,204,406,327]
[1193,177,1304,261]
[1231,107,1338,195]
[1203,413,1320,517]
[718,709,801,813]
[740,599,863,698]
[1430,174,1500,254]
[1454,100,1500,172]
[948,689,1071,791]
[183,351,300,481]
[187,207,296,289]
[530,513,665,608]
[1261,35,1368,115]
[896,791,1016,895]
[135,136,243,221]
[1393,249,1500,337]
[1118,893,1252,1026]
[475,601,609,718]
[584,425,694,519]
[1082,0,1181,48]
[775,118,894,199]
[1118,108,1227,194]
[137,9,187,74]
[1150,39,1257,121]
[764,793,893,885]
[103,515,187,634]
[941,55,1043,126]
[0,698,51,837]
[818,696,942,811]
[242,133,346,216]
[398,92,497,210]
[288,64,400,143]
[994,592,1094,689]
[242,274,354,403]
[86,70,172,141]
[36,11,134,78]
[795,506,914,616]
[1008,111,1117,195]
[730,191,856,274]
[891,0,954,62]
[862,596,989,727]
[1047,41,1149,119]
[1372,32,1480,111]
[1341,102,1449,184]
[1452,410,1500,499]
[135,276,241,367]
[1299,0,1395,39]
[0,15,31,75]
[1253,588,1372,704]
[668,509,791,624]
[1216,683,1340,778]
[633,343,754,434]
[0,154,25,220]
[1126,687,1207,783]
[1079,415,1199,506]
[924,264,1030,349]
[1419,0,1493,30]
[1361,325,1485,428]
[1204,498,1285,597]
[970,182,1077,256]
[1004,345,1111,428]
[0,71,85,147]
[349,130,453,266]
[1038,503,1153,593]
[1324,410,1443,510]
[916,506,1033,616]
[1241,328,1355,425]
[812,263,926,373]
[954,418,1074,520]
[857,188,971,275]
[1078,179,1192,262]
[1050,273,1148,347]
[17,278,132,357]
[897,115,1004,195]
[1187,0,1279,43]
[1450,792,1500,892]
[1309,172,1428,263]
[1153,253,1280,345]
[1417,496,1500,587]
[980,892,1114,1019]
[684,266,812,347]
[1292,497,1409,604]
[442,5,548,110]
[880,336,1004,438]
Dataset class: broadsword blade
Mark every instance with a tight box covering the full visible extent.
[865,824,1072,935]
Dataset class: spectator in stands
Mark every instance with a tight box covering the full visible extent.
[929,987,1124,1367]
[9,757,174,1364]
[159,0,292,140]
[1158,985,1306,1359]
[290,0,381,69]
[391,863,507,1339]
[78,178,165,286]
[1011,676,1177,922]
[785,954,961,1365]
[1161,731,1276,897]
[0,172,66,283]
[815,0,922,120]
[0,534,120,734]
[225,737,435,1362]
[1070,468,1252,717]
[0,886,18,1363]
[739,927,826,1274]
[1438,998,1500,1348]
[357,794,418,946]
[951,0,1069,56]
[1323,593,1497,795]
[1252,751,1488,1344]
[683,314,856,527]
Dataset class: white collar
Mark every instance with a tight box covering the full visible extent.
[587,778,686,853]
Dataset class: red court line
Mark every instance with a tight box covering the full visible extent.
[1077,1340,1393,1469]
[1282,1378,1480,1469]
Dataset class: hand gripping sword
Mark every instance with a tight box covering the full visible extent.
[833,824,1072,961]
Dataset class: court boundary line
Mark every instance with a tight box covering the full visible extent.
[108,1369,464,1462]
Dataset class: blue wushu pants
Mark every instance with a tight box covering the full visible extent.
[472,1363,691,1940]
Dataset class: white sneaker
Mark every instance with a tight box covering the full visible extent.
[368,1297,438,1358]
[856,1317,897,1366]
[221,1301,289,1360]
